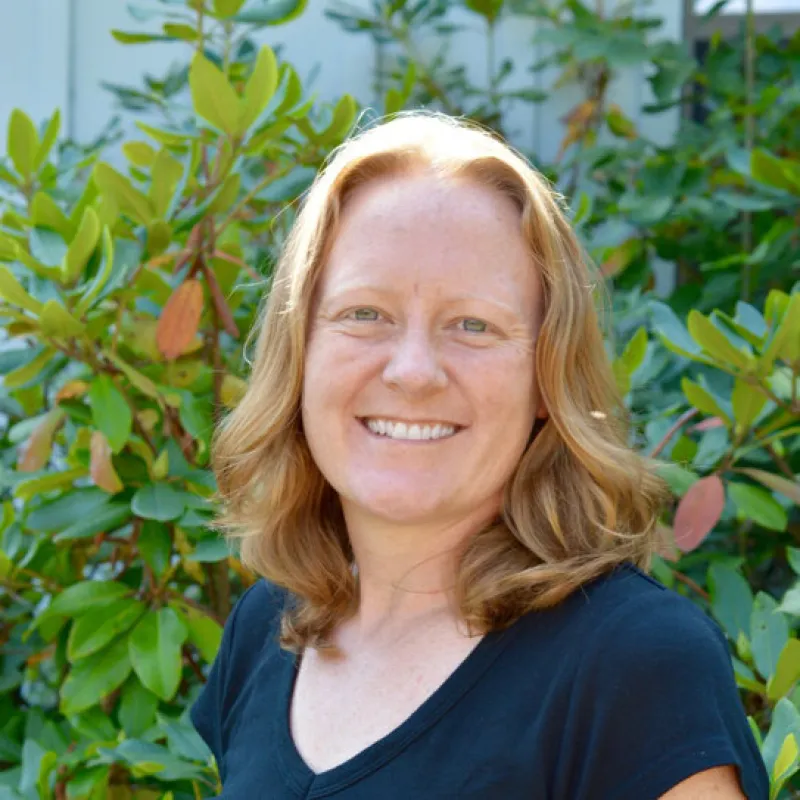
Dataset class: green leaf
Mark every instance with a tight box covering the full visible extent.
[729,482,788,532]
[738,469,800,506]
[128,607,188,700]
[25,488,110,531]
[75,227,115,316]
[788,548,800,576]
[213,0,247,18]
[208,172,241,214]
[53,502,132,542]
[4,347,55,389]
[31,192,73,239]
[751,149,800,194]
[103,349,161,402]
[60,637,131,715]
[162,22,198,40]
[34,110,61,171]
[188,537,231,562]
[233,0,307,25]
[680,378,731,425]
[89,375,132,454]
[138,521,172,577]
[751,592,789,679]
[67,597,145,662]
[465,0,504,24]
[708,563,753,642]
[649,301,701,359]
[172,603,223,663]
[148,149,184,218]
[760,292,800,373]
[111,30,171,44]
[119,678,159,738]
[7,109,39,178]
[769,640,800,700]
[93,163,154,225]
[123,141,157,167]
[319,94,357,143]
[763,699,800,783]
[654,461,698,495]
[14,467,87,501]
[39,299,85,338]
[189,53,241,137]
[778,584,800,616]
[157,713,210,761]
[772,734,800,799]
[30,227,67,268]
[49,580,131,617]
[69,707,117,742]
[132,483,186,522]
[731,379,767,432]
[62,207,101,283]
[239,46,279,134]
[687,310,753,369]
[618,326,648,376]
[0,265,44,314]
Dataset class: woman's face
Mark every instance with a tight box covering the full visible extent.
[302,171,546,530]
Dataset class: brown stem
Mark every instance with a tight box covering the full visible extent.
[767,444,796,480]
[185,645,207,682]
[672,569,711,601]
[649,408,699,458]
[202,260,239,339]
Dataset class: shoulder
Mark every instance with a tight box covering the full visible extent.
[576,563,729,666]
[224,578,288,659]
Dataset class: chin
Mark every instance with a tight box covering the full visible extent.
[346,484,452,525]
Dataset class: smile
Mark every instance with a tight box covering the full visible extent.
[359,418,460,441]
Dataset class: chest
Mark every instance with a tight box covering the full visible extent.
[288,633,483,774]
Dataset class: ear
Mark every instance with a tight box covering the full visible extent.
[535,404,549,420]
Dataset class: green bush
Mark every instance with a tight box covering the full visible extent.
[0,0,798,798]
[0,2,356,797]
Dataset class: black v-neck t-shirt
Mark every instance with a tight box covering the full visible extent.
[190,564,768,799]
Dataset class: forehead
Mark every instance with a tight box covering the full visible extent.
[317,173,539,308]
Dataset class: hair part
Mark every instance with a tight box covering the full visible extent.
[211,110,668,652]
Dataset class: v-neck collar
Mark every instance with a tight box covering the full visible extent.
[273,622,521,798]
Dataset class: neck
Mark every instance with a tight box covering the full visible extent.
[341,501,500,635]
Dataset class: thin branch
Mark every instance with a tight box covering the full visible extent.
[672,569,711,602]
[649,408,699,458]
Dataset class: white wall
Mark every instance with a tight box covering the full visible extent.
[0,0,683,161]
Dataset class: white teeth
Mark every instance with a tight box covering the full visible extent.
[364,419,457,441]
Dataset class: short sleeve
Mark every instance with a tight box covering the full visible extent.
[560,592,769,800]
[189,581,276,778]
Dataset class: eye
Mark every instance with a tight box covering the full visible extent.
[458,318,489,334]
[347,307,381,322]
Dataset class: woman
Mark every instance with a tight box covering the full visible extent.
[192,111,769,799]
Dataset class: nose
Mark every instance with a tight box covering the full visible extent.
[381,326,448,396]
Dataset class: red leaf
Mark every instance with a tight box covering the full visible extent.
[90,431,123,494]
[18,409,66,472]
[689,416,726,433]
[673,475,725,552]
[156,278,204,360]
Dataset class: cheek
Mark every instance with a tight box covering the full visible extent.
[302,334,378,412]
[469,349,536,414]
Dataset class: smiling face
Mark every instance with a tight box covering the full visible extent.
[301,171,546,532]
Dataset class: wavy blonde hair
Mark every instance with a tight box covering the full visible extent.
[212,110,668,651]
